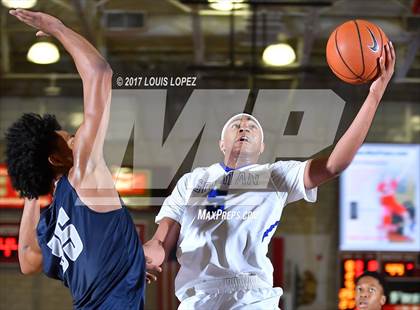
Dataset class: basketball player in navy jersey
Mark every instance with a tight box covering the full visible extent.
[5,9,155,309]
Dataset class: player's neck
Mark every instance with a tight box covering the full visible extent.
[224,154,258,169]
[52,166,70,180]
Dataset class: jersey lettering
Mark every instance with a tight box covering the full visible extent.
[47,208,83,273]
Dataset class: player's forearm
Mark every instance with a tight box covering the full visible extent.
[326,92,381,174]
[51,23,111,80]
[152,218,180,261]
[18,198,43,274]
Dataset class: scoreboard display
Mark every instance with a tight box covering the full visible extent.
[0,223,19,263]
[339,253,420,310]
[339,144,420,310]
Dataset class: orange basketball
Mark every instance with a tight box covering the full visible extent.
[326,20,389,84]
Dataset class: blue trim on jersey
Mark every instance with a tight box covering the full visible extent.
[219,162,235,172]
[218,162,255,172]
[206,188,228,213]
[262,220,280,242]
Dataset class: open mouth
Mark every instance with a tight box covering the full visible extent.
[358,301,368,308]
[237,136,250,142]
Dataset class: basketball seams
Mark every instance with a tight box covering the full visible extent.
[327,19,387,84]
[328,51,361,81]
[334,26,363,80]
[327,31,361,81]
[354,20,366,78]
[330,63,362,83]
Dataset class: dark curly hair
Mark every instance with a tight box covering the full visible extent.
[5,113,62,199]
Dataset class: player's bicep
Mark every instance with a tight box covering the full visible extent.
[155,174,190,224]
[272,160,317,204]
[72,67,113,171]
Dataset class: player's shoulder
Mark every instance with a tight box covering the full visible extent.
[52,174,73,199]
[269,160,306,172]
[189,163,220,175]
[180,163,221,183]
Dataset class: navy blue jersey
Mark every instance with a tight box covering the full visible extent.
[37,175,145,309]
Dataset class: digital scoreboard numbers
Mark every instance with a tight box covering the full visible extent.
[339,255,420,310]
[0,223,19,263]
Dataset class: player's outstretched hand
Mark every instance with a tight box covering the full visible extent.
[370,42,396,101]
[9,9,63,37]
[143,239,165,266]
[143,239,165,284]
[145,256,162,284]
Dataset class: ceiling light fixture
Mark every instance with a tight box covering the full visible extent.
[1,0,37,9]
[262,43,296,66]
[208,0,247,11]
[27,42,60,64]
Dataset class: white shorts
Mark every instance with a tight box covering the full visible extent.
[178,274,283,310]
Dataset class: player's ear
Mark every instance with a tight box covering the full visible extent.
[380,295,386,306]
[48,154,65,167]
[219,140,226,155]
[259,142,265,155]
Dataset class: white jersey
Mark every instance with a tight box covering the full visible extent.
[155,161,317,301]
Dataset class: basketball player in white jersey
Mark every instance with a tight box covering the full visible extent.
[144,41,395,309]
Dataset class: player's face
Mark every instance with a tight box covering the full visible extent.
[220,116,264,158]
[50,130,74,169]
[355,276,386,310]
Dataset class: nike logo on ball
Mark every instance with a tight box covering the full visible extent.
[367,28,379,52]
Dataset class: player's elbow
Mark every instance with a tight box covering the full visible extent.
[91,61,112,76]
[20,266,35,275]
[18,248,42,275]
[324,156,351,176]
[328,162,350,176]
[19,261,40,275]
[84,61,113,81]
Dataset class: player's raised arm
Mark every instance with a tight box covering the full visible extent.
[9,9,112,178]
[304,42,396,189]
[18,198,43,275]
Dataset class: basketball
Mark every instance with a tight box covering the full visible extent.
[326,20,389,84]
